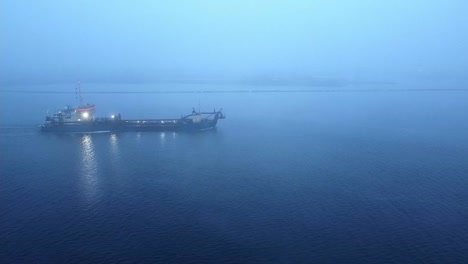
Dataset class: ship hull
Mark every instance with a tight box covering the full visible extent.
[41,119,218,133]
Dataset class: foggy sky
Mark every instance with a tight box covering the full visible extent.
[1,0,467,85]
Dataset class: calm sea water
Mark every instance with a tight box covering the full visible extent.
[1,87,468,263]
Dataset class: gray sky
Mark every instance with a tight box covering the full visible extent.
[1,0,467,84]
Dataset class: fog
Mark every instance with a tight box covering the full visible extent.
[1,0,467,85]
[1,1,468,125]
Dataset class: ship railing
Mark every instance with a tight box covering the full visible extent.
[123,119,179,124]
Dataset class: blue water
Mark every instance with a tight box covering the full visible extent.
[1,89,468,263]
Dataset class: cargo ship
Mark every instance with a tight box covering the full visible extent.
[41,104,225,133]
[40,84,225,133]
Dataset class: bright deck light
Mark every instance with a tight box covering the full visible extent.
[82,112,89,119]
[111,115,115,119]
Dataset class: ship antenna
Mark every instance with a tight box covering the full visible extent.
[198,97,201,114]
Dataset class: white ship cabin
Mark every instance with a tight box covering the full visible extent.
[54,104,96,123]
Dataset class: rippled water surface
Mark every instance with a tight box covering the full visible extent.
[1,90,468,263]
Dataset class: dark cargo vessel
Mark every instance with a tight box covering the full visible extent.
[41,84,225,133]
[41,106,225,133]
[41,104,225,133]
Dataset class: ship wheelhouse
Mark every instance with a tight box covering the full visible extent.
[75,104,96,121]
[48,104,96,124]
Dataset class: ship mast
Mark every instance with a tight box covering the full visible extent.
[77,81,83,107]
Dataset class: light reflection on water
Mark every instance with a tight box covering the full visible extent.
[79,135,98,203]
[110,133,119,156]
[109,133,123,173]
